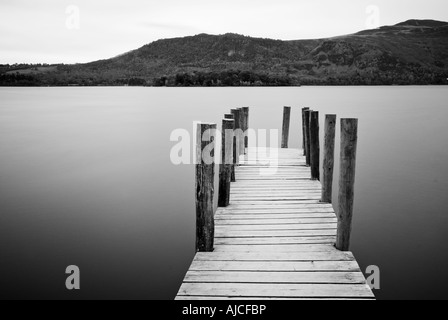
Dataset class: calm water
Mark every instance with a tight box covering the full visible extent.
[0,87,447,300]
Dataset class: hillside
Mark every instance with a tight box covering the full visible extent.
[1,19,448,86]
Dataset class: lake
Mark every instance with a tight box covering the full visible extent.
[0,86,447,300]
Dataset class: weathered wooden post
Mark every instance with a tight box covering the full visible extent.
[310,111,320,180]
[242,107,249,153]
[218,119,234,207]
[282,106,291,148]
[224,114,236,182]
[195,123,216,252]
[304,109,312,166]
[238,108,244,155]
[302,107,310,156]
[231,109,241,165]
[322,115,337,203]
[336,119,358,252]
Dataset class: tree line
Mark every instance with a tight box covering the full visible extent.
[153,70,299,86]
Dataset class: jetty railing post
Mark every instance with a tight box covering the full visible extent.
[336,119,359,252]
[242,107,249,154]
[304,110,312,166]
[195,123,216,252]
[231,109,241,166]
[218,119,234,207]
[302,107,310,156]
[224,114,236,182]
[322,115,337,203]
[309,111,320,180]
[281,106,291,148]
[237,108,245,156]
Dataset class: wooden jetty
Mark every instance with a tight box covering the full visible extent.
[176,107,375,300]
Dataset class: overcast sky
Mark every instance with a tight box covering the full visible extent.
[1,0,448,64]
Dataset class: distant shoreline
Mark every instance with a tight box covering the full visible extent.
[1,84,447,88]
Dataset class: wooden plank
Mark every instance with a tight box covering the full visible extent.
[213,244,339,252]
[237,167,310,170]
[177,283,375,298]
[230,190,322,194]
[230,193,324,198]
[214,237,336,245]
[230,196,322,201]
[235,178,313,181]
[194,251,354,262]
[188,260,360,272]
[215,218,337,225]
[215,229,337,238]
[235,175,312,178]
[217,208,336,214]
[237,166,307,173]
[238,164,305,166]
[176,296,374,300]
[215,224,337,231]
[240,156,303,160]
[231,183,322,188]
[231,188,322,191]
[184,271,367,284]
[231,185,322,189]
[217,209,335,214]
[231,187,322,190]
[216,214,337,220]
[219,203,334,209]
[229,200,321,205]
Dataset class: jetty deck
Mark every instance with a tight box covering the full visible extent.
[176,147,375,300]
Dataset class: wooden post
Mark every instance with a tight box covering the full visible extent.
[304,110,312,166]
[218,119,234,207]
[336,119,358,252]
[310,111,320,180]
[302,107,309,156]
[282,106,291,148]
[242,107,249,153]
[322,115,337,203]
[224,114,236,182]
[231,109,240,167]
[237,108,245,156]
[195,123,216,252]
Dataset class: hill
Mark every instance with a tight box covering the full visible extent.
[1,19,448,86]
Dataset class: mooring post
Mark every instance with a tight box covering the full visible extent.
[304,109,312,166]
[336,119,358,252]
[231,109,240,166]
[195,123,216,252]
[224,114,236,182]
[310,111,320,180]
[242,107,249,154]
[282,106,291,148]
[322,115,337,203]
[218,119,234,207]
[237,108,245,156]
[302,107,310,156]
